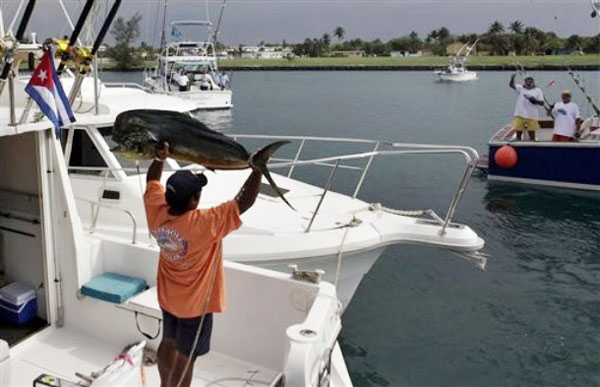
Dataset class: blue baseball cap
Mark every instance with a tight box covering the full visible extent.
[165,170,208,210]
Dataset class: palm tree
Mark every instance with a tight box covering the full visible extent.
[333,26,345,41]
[509,20,524,34]
[437,27,450,41]
[488,21,505,35]
[322,33,331,47]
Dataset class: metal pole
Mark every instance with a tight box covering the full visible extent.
[352,141,379,198]
[19,98,34,124]
[306,160,340,233]
[287,138,306,178]
[8,74,16,125]
[93,57,99,115]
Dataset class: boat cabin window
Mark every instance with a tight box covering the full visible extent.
[65,128,109,176]
[99,127,153,175]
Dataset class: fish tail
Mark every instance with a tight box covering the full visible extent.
[251,141,295,210]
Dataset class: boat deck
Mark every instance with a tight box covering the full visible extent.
[10,326,279,386]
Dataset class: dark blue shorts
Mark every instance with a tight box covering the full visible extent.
[162,309,213,358]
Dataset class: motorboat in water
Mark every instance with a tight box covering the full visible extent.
[479,116,600,190]
[144,20,232,110]
[0,5,349,386]
[478,71,600,191]
[57,68,485,312]
[434,40,478,82]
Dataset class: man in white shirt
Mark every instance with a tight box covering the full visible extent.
[177,71,189,92]
[509,74,545,141]
[551,90,581,142]
[194,68,216,91]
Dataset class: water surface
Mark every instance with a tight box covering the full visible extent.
[104,70,600,387]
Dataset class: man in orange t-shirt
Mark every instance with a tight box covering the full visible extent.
[144,143,262,387]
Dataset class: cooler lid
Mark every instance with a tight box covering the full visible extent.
[0,282,36,305]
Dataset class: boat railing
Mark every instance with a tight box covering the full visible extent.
[103,82,155,94]
[76,196,138,244]
[68,135,478,236]
[232,134,479,235]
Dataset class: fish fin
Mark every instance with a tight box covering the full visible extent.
[251,141,295,210]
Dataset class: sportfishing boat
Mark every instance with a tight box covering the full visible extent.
[0,4,348,387]
[479,72,600,191]
[479,117,600,190]
[54,70,486,312]
[144,18,232,110]
[434,40,478,82]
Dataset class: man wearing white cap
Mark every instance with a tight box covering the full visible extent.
[550,90,581,142]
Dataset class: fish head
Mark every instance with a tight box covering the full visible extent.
[112,111,162,160]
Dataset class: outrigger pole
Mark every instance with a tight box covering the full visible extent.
[568,69,600,116]
[57,0,96,75]
[0,0,36,97]
[211,0,227,44]
[67,0,122,105]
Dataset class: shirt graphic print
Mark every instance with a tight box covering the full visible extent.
[152,226,188,261]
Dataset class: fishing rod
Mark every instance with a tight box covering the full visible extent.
[56,0,96,75]
[0,0,36,97]
[568,69,600,116]
[67,0,122,105]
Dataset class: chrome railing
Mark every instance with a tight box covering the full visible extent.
[77,197,138,244]
[103,82,155,94]
[69,135,478,237]
[232,135,479,236]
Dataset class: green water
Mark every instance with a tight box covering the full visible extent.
[105,70,600,387]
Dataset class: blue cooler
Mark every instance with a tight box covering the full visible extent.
[0,282,37,325]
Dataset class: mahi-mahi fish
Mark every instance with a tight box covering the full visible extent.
[112,109,293,209]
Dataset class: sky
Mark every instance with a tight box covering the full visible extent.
[1,0,599,46]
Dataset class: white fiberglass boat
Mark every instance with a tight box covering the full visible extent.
[56,71,485,311]
[144,20,232,110]
[0,8,348,387]
[434,40,478,82]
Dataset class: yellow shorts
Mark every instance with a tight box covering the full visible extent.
[513,116,540,131]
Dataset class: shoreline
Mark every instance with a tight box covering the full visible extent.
[217,64,600,71]
[104,64,600,72]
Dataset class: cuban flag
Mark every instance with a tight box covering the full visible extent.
[25,49,75,137]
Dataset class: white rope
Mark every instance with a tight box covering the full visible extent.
[368,202,426,217]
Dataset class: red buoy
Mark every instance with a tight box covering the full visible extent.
[494,145,518,169]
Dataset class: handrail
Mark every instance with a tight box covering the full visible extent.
[76,196,138,244]
[103,82,155,93]
[69,134,479,236]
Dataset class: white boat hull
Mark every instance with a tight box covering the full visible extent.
[438,71,478,82]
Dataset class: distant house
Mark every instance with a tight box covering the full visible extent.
[390,50,423,57]
[239,46,293,59]
[330,50,365,57]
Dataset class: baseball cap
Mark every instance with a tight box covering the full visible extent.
[165,170,208,211]
[561,89,572,96]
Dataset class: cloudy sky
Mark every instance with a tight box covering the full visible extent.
[2,0,599,46]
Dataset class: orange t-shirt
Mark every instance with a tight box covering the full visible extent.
[143,180,241,318]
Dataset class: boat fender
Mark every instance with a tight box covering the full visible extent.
[494,145,517,169]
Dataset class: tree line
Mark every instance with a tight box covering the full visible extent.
[293,22,600,57]
[104,15,600,68]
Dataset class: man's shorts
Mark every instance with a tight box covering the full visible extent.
[513,116,540,131]
[162,309,213,358]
